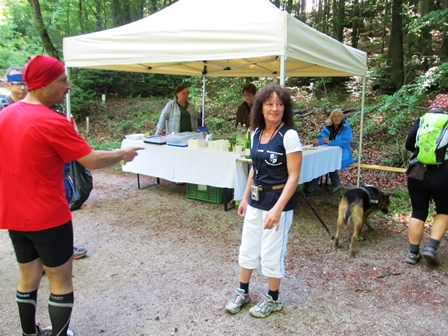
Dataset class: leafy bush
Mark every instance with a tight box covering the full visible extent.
[359,62,448,138]
[68,68,187,117]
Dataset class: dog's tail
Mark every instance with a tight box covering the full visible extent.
[343,198,353,227]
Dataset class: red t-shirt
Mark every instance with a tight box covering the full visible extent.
[0,101,92,231]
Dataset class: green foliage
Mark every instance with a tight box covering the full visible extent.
[85,138,120,150]
[361,62,448,138]
[390,187,412,216]
[68,68,187,117]
[381,140,411,168]
[205,116,233,139]
[406,8,448,36]
[0,0,42,70]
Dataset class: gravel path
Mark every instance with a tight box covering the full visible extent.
[1,170,448,335]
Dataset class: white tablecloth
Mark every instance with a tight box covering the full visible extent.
[235,145,342,198]
[121,140,341,201]
[121,139,244,189]
[299,145,342,183]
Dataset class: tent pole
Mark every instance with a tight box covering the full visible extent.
[65,67,71,121]
[356,76,366,187]
[280,56,286,87]
[202,75,206,127]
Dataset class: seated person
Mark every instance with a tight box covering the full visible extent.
[304,109,354,195]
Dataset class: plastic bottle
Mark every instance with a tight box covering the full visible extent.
[228,136,233,152]
[244,130,251,159]
[242,124,247,139]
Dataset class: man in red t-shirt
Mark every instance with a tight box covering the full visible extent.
[1,65,88,259]
[0,55,143,336]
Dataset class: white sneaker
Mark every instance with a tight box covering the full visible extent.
[225,288,250,314]
[40,326,77,336]
[249,293,283,318]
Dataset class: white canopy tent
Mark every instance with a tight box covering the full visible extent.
[62,0,367,185]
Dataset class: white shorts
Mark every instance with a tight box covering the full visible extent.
[238,205,293,278]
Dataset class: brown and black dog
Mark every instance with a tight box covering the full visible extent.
[334,186,392,257]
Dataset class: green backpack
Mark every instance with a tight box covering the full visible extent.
[416,112,448,165]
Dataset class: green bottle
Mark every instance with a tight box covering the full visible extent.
[244,130,251,159]
[228,136,233,152]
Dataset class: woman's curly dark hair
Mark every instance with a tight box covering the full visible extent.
[250,85,296,131]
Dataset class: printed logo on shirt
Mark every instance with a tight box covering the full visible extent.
[265,153,282,166]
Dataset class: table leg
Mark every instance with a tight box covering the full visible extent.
[297,188,334,240]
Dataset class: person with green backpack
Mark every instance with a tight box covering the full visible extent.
[405,94,448,266]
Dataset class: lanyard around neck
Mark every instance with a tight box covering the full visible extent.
[253,122,283,179]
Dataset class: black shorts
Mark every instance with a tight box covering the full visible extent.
[9,221,73,267]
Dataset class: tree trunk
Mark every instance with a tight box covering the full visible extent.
[381,0,390,54]
[297,0,307,22]
[351,0,360,48]
[333,0,345,42]
[404,0,418,69]
[27,0,60,60]
[78,0,85,34]
[417,0,435,71]
[387,0,404,90]
[111,0,121,26]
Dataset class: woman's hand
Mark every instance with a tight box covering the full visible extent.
[237,199,248,217]
[323,137,330,144]
[312,138,318,146]
[264,207,281,231]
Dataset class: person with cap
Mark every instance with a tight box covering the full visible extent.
[0,65,89,260]
[404,94,448,266]
[0,66,27,110]
[0,55,144,336]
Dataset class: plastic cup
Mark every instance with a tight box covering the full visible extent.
[235,145,243,156]
[220,140,229,151]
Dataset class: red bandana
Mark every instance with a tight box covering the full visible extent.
[23,55,66,90]
[429,94,448,110]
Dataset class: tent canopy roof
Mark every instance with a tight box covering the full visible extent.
[63,0,367,77]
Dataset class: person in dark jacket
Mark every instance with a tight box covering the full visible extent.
[235,83,257,128]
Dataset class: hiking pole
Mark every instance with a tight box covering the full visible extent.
[297,188,335,240]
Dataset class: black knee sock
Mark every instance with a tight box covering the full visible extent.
[428,239,440,250]
[239,282,249,294]
[268,290,279,301]
[409,244,420,254]
[48,292,74,336]
[16,289,39,336]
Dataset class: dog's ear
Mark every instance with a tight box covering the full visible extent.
[383,191,395,197]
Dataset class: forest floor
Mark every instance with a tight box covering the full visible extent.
[1,169,447,335]
[1,97,447,335]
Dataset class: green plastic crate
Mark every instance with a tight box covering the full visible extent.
[186,183,233,204]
